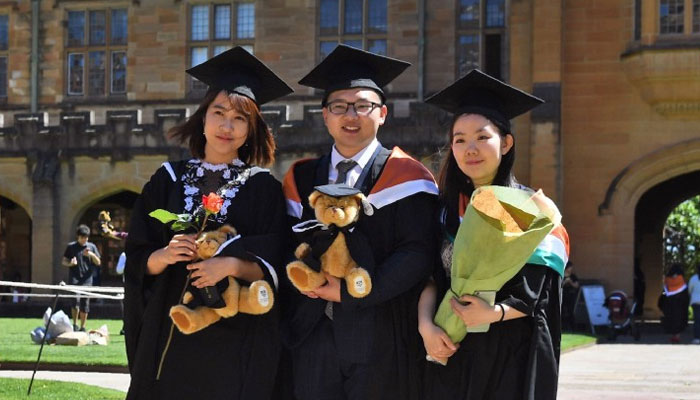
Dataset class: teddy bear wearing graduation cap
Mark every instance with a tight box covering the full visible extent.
[287,184,375,298]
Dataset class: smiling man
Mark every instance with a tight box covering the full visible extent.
[281,45,439,400]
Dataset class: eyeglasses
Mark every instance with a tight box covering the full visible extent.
[326,100,382,116]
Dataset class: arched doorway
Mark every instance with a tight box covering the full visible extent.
[77,191,138,287]
[0,196,32,302]
[635,171,700,317]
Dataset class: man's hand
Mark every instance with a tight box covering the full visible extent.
[312,273,341,302]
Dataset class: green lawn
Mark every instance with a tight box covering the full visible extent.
[0,377,125,400]
[561,333,597,351]
[0,317,594,368]
[0,318,127,367]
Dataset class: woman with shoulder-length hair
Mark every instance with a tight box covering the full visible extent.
[418,70,569,400]
[124,47,293,399]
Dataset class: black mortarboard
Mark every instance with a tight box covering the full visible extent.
[314,184,362,198]
[298,44,411,103]
[425,69,544,128]
[186,46,293,105]
[313,184,374,215]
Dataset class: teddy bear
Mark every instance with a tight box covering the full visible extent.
[286,184,374,298]
[169,224,274,335]
[97,210,128,240]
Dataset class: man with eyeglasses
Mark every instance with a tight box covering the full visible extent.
[280,45,439,400]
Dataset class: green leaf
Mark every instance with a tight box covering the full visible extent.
[149,209,179,224]
[171,221,195,232]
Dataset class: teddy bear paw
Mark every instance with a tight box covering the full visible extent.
[240,281,274,315]
[346,268,372,298]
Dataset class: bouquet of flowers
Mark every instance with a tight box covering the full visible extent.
[433,186,563,345]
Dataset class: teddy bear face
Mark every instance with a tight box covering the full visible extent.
[98,211,111,222]
[196,231,228,259]
[312,194,361,227]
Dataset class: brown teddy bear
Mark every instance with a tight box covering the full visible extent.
[169,224,274,335]
[286,184,374,298]
[97,210,127,240]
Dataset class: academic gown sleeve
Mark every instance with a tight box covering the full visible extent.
[123,165,174,375]
[340,192,438,308]
[213,172,287,291]
[498,264,563,400]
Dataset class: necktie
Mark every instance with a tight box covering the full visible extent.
[335,159,357,185]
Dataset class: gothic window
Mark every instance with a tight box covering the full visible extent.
[456,0,506,80]
[188,2,255,92]
[0,14,7,98]
[318,0,387,60]
[65,9,128,96]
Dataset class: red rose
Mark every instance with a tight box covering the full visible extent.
[202,192,223,214]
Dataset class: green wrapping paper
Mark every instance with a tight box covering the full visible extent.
[433,186,560,345]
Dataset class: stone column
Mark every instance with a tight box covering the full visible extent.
[529,0,563,206]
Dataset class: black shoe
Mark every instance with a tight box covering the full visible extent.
[120,328,125,335]
[78,327,86,332]
[73,324,80,331]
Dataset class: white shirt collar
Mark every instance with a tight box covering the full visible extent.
[330,138,380,170]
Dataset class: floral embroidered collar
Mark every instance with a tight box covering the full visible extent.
[181,158,253,224]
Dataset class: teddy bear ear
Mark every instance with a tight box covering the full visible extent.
[308,191,322,208]
[355,194,374,216]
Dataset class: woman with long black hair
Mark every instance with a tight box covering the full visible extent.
[419,70,569,400]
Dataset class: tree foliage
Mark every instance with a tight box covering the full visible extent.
[664,194,700,276]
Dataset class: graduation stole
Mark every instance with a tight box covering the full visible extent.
[457,192,570,277]
[283,146,438,219]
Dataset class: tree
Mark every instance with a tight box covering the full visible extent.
[664,194,700,276]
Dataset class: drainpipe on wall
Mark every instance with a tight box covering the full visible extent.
[31,0,40,113]
[417,0,426,101]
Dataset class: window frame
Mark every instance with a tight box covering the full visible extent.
[455,0,507,80]
[64,8,128,98]
[316,0,388,61]
[657,0,700,37]
[186,2,256,94]
[0,13,8,99]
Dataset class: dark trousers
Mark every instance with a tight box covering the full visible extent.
[693,304,700,339]
[292,317,372,400]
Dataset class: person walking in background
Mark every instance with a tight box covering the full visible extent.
[658,263,690,344]
[562,261,580,331]
[687,262,700,344]
[61,224,101,332]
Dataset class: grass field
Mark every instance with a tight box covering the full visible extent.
[0,377,124,400]
[0,318,127,366]
[561,332,597,351]
[0,317,595,367]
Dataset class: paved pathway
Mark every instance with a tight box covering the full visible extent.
[559,342,700,399]
[3,330,700,399]
[0,370,130,393]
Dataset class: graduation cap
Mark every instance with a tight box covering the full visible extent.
[425,69,544,128]
[313,184,374,216]
[186,46,293,105]
[298,44,411,103]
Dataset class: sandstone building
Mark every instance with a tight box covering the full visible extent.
[0,0,698,317]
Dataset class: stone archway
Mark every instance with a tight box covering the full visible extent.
[72,190,139,287]
[599,138,700,317]
[0,196,32,301]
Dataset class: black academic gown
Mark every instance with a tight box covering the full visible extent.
[281,147,438,400]
[124,161,287,400]
[658,289,690,335]
[425,239,563,400]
